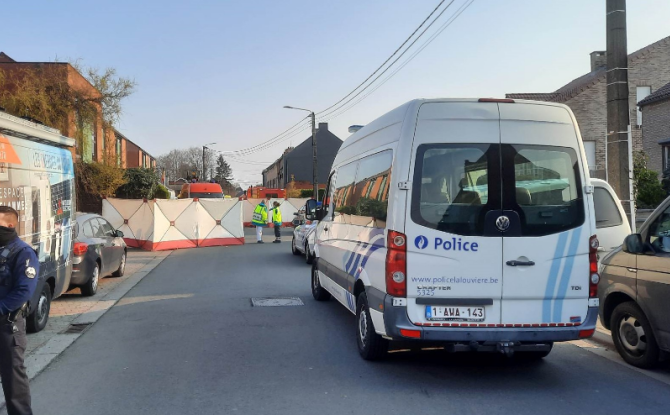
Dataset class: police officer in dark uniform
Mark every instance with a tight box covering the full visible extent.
[0,206,39,415]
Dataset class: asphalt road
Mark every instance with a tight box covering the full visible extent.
[19,229,670,415]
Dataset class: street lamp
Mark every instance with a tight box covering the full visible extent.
[283,106,317,199]
[202,142,216,181]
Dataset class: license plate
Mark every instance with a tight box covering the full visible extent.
[425,306,485,322]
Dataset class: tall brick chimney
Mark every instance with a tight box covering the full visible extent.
[590,51,607,71]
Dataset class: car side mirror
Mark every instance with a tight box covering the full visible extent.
[623,234,644,254]
[305,199,317,220]
[115,230,125,238]
[291,219,301,226]
[293,212,299,216]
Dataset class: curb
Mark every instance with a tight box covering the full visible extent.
[0,253,171,411]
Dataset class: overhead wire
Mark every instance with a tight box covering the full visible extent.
[316,0,449,115]
[317,0,460,120]
[322,0,475,123]
[216,0,457,157]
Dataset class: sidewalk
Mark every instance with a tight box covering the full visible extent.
[1,249,171,411]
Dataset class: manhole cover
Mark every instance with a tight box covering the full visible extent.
[62,323,92,334]
[251,297,304,307]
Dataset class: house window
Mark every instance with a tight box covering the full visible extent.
[116,138,122,166]
[637,86,652,126]
[663,145,670,173]
[583,141,596,172]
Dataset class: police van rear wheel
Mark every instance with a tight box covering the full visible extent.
[311,265,331,301]
[356,293,388,361]
[27,283,51,333]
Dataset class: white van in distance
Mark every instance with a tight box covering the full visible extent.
[306,98,599,360]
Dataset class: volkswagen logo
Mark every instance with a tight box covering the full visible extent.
[414,235,429,250]
[496,216,510,232]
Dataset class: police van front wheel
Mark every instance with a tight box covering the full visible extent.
[356,293,388,361]
[27,283,51,333]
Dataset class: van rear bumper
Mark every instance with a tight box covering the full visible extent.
[383,296,598,343]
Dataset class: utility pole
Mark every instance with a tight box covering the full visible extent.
[606,0,630,200]
[283,106,318,199]
[202,142,216,182]
[310,111,318,199]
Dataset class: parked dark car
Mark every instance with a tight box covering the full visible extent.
[71,213,127,296]
[599,196,670,368]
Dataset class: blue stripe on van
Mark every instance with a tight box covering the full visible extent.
[543,231,569,323]
[552,226,582,323]
[345,242,362,274]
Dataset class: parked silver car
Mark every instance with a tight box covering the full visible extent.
[599,196,670,368]
[291,206,317,264]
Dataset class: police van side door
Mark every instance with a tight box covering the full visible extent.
[405,101,504,326]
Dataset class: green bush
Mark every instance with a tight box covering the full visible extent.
[634,152,666,208]
[154,184,171,199]
[116,168,161,199]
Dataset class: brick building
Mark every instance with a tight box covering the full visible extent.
[262,123,342,188]
[0,52,155,168]
[507,36,670,179]
[639,81,670,177]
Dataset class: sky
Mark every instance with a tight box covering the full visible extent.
[3,0,670,186]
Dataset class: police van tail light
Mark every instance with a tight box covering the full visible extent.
[589,235,600,298]
[386,231,407,297]
[73,242,88,256]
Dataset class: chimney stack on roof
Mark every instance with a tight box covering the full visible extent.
[590,51,607,72]
[318,122,328,132]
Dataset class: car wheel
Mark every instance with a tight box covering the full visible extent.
[80,263,100,297]
[112,252,127,277]
[292,237,301,256]
[311,264,331,301]
[611,302,660,368]
[27,283,52,333]
[356,292,388,361]
[305,242,314,264]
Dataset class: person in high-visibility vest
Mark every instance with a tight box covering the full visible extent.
[269,201,282,243]
[252,199,269,243]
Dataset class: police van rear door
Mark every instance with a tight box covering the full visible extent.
[405,101,504,326]
[498,102,591,326]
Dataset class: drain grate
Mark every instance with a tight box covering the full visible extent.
[62,323,92,334]
[251,297,304,307]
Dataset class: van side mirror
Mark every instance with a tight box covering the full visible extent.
[623,234,644,254]
[115,230,125,238]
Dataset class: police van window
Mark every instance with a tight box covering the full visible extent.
[507,145,584,236]
[593,187,623,229]
[349,150,393,228]
[322,172,335,218]
[333,161,358,224]
[411,144,500,236]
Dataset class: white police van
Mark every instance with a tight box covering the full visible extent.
[306,98,599,360]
